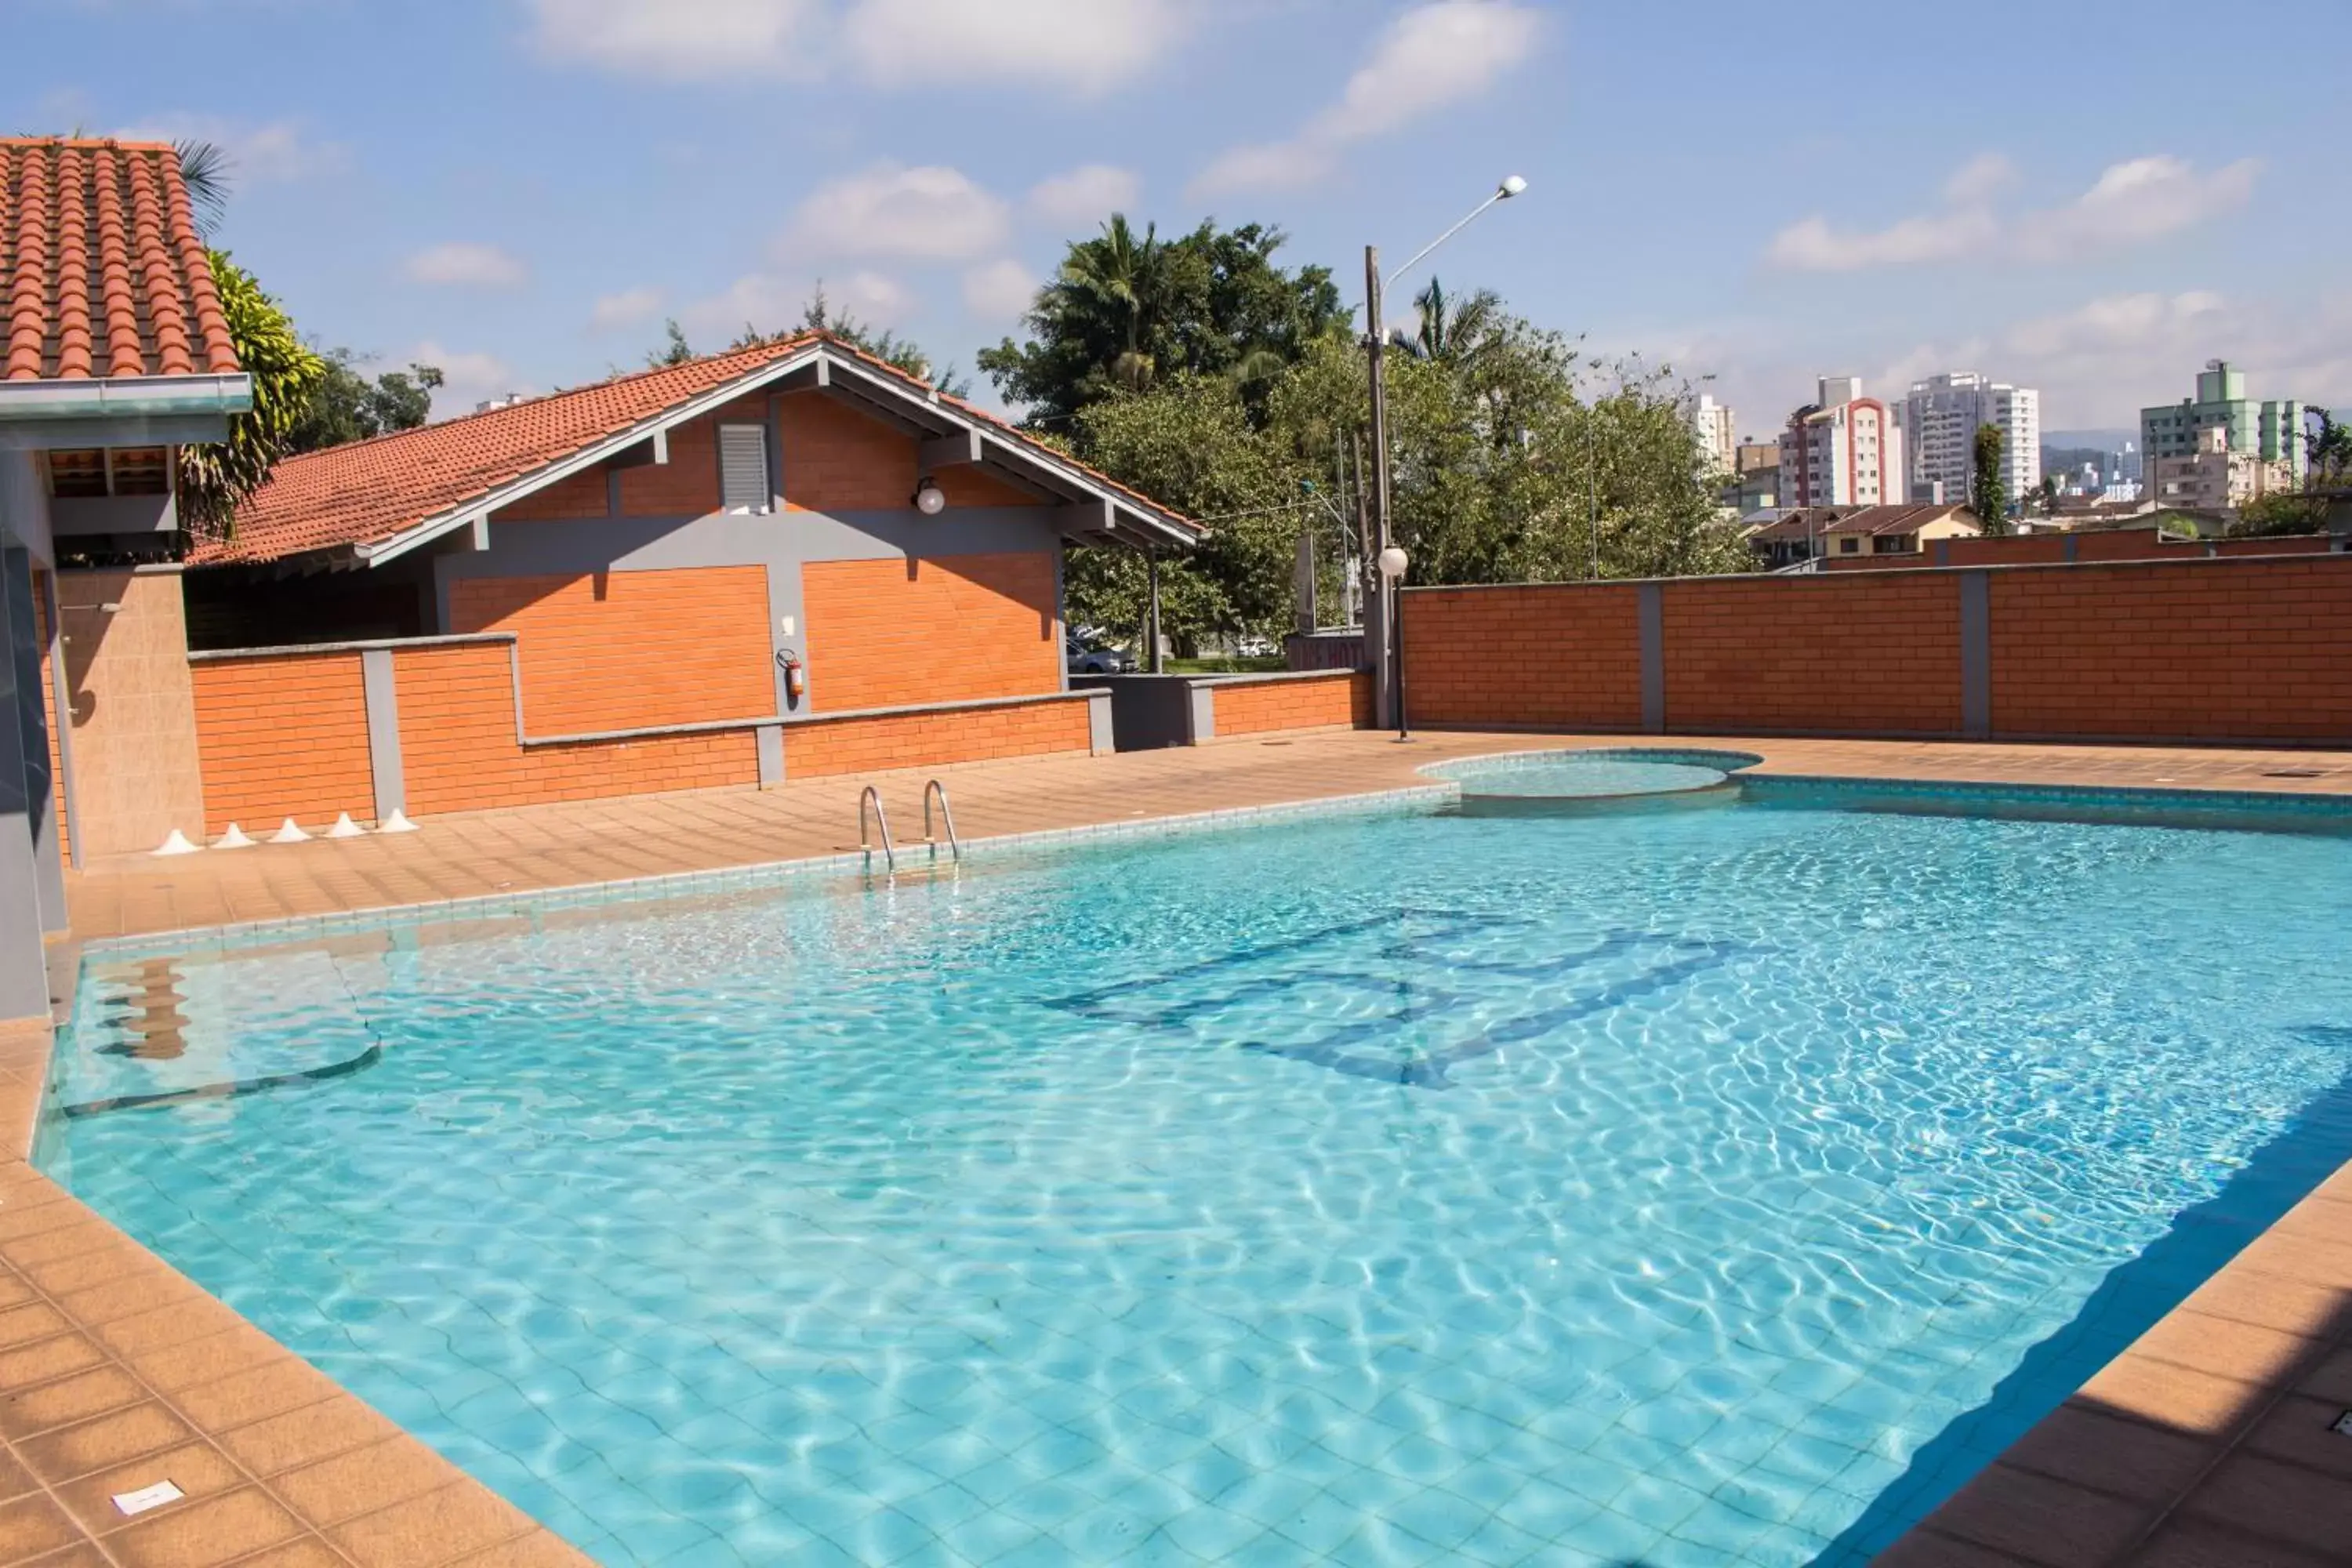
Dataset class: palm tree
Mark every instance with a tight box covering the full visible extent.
[1407,277,1503,366]
[173,140,231,231]
[1060,215,1167,393]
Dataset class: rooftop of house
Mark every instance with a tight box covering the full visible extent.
[1,137,239,382]
[1819,503,1980,538]
[197,332,1200,568]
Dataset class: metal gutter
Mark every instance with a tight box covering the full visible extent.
[0,374,252,422]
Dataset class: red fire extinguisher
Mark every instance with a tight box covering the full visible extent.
[779,650,806,706]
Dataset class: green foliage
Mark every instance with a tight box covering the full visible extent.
[1069,372,1303,655]
[979,217,1348,433]
[2308,407,2351,488]
[1971,423,2010,535]
[645,319,695,368]
[285,350,442,454]
[1059,300,1749,651]
[2230,490,2329,535]
[177,252,326,539]
[2036,474,2060,517]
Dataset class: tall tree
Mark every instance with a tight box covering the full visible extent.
[1971,423,2011,535]
[979,217,1348,437]
[177,252,326,537]
[285,350,442,453]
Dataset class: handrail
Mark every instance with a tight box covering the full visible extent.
[923,779,961,861]
[858,786,896,872]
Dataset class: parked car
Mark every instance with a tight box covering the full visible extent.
[1066,637,1134,675]
[1234,634,1278,658]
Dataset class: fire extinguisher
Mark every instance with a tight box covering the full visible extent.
[778,650,806,706]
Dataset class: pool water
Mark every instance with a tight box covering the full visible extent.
[42,791,2352,1566]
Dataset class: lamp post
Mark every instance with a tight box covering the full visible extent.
[1364,175,1526,735]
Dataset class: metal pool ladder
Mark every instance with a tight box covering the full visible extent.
[923,779,961,861]
[858,785,896,872]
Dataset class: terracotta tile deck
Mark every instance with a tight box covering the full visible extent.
[12,729,2352,1566]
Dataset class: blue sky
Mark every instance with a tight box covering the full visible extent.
[13,0,2350,441]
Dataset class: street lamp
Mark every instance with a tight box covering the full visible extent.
[1377,543,1410,739]
[1364,175,1526,737]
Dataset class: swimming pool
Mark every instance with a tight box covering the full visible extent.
[41,780,2352,1566]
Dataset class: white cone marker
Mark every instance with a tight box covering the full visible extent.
[377,809,419,834]
[151,829,201,857]
[213,823,256,849]
[268,818,310,844]
[325,812,367,839]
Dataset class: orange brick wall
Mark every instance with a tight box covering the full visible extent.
[802,551,1060,712]
[191,651,376,834]
[1211,672,1371,737]
[448,565,774,735]
[784,695,1093,779]
[780,392,913,511]
[495,468,607,522]
[619,413,722,516]
[1401,584,1645,730]
[392,641,758,815]
[1665,574,1964,735]
[1989,557,2352,742]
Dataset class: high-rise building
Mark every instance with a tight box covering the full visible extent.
[1901,372,2041,509]
[1777,378,1904,507]
[1691,394,1736,476]
[2140,361,2305,485]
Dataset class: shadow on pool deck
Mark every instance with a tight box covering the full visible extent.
[1853,1025,2352,1566]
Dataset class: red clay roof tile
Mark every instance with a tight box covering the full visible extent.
[0,138,239,383]
[197,332,1198,566]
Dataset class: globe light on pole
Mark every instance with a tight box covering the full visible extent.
[1378,545,1409,580]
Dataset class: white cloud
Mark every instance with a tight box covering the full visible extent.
[782,162,1010,261]
[840,0,1185,93]
[524,0,825,82]
[2015,155,2260,260]
[677,270,912,340]
[1191,2,1540,196]
[962,259,1037,319]
[113,114,350,183]
[403,243,530,289]
[590,286,666,332]
[414,342,524,419]
[1765,209,2001,273]
[1026,164,1142,227]
[1768,152,2260,273]
[524,0,1185,91]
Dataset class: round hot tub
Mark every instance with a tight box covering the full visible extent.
[1430,748,1763,815]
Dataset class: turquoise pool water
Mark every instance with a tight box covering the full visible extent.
[42,787,2352,1566]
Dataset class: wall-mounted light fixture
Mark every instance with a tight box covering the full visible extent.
[913,477,946,516]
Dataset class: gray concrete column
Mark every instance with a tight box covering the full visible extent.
[1085,691,1113,756]
[1638,581,1667,735]
[1959,570,1991,740]
[0,549,52,1020]
[361,647,406,822]
[756,724,785,786]
[1186,682,1217,746]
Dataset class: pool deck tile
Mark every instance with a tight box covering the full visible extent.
[9,729,2352,1566]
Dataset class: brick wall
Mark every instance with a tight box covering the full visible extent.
[191,650,374,834]
[802,550,1060,711]
[391,641,758,816]
[1664,574,1963,735]
[1401,554,2352,745]
[1989,558,2352,741]
[1401,583,1644,730]
[1210,672,1371,737]
[785,695,1094,779]
[779,392,913,511]
[619,416,721,516]
[494,468,607,522]
[448,564,773,735]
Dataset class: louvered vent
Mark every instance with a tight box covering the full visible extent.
[718,424,770,512]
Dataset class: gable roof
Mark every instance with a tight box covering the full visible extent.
[2,139,239,382]
[1819,504,1980,538]
[198,333,1200,567]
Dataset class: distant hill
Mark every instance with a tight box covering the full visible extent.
[2043,428,2136,452]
